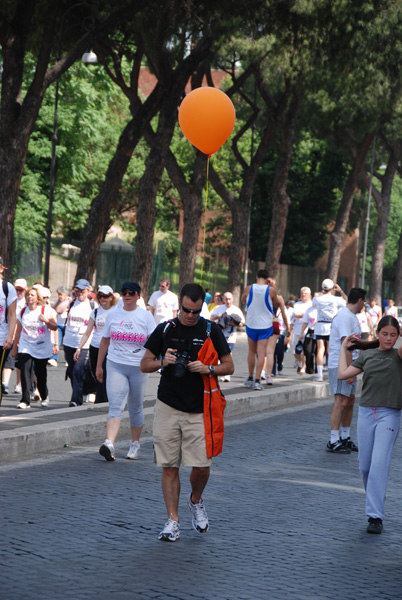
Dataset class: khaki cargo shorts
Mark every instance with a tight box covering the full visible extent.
[153,399,212,468]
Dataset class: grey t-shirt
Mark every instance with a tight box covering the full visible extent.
[352,348,402,409]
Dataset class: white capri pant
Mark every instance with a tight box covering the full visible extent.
[357,405,401,520]
[106,359,148,428]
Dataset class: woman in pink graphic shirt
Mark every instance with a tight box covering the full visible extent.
[96,281,156,462]
[12,287,58,409]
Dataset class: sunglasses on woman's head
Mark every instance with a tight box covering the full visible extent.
[121,289,136,296]
[181,305,201,315]
[98,293,111,299]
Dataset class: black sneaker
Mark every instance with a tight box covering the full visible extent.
[326,439,351,454]
[1,384,9,395]
[367,517,383,534]
[341,437,358,452]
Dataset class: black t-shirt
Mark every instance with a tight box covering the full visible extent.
[144,317,231,413]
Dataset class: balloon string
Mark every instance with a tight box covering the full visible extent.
[200,155,211,283]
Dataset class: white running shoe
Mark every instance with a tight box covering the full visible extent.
[126,440,140,460]
[266,377,273,386]
[187,493,209,533]
[84,394,96,403]
[260,370,266,380]
[158,518,180,542]
[313,375,324,382]
[41,398,49,407]
[253,381,263,390]
[99,440,116,461]
[14,383,22,394]
[17,401,30,409]
[244,377,254,388]
[219,375,231,382]
[48,359,58,367]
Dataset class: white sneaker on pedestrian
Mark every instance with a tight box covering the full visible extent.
[158,518,180,542]
[244,377,254,388]
[187,493,209,533]
[219,375,231,382]
[253,381,263,390]
[99,440,115,461]
[31,389,41,402]
[126,440,140,460]
[84,394,96,403]
[313,375,324,382]
[41,398,49,407]
[48,359,57,367]
[260,370,266,380]
[278,370,284,376]
[17,401,30,409]
[14,383,22,394]
[266,377,273,386]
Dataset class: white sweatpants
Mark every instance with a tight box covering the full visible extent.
[357,405,401,520]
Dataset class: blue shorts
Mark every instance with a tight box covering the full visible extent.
[246,326,273,342]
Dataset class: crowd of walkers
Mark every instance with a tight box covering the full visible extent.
[2,257,402,539]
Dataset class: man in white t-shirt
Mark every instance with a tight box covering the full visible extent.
[326,287,366,453]
[210,292,244,382]
[312,278,347,382]
[147,279,179,325]
[291,286,312,375]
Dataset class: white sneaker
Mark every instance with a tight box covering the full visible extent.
[187,493,209,533]
[278,370,284,376]
[260,370,266,380]
[313,375,324,382]
[31,389,41,402]
[219,375,231,382]
[84,394,96,403]
[41,398,49,407]
[17,401,30,409]
[48,359,58,367]
[14,383,22,394]
[266,377,273,386]
[126,440,140,460]
[158,518,180,542]
[244,377,254,388]
[253,381,263,390]
[99,440,116,461]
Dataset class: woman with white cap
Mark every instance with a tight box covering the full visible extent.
[74,285,118,403]
[63,278,94,407]
[11,286,58,408]
[96,281,156,461]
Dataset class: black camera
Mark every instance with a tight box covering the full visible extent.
[172,350,190,377]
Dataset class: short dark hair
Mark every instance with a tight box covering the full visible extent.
[348,287,366,304]
[180,283,205,303]
[257,269,269,279]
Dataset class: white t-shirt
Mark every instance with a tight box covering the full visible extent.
[367,305,381,328]
[103,306,156,366]
[292,300,312,337]
[357,311,370,334]
[147,289,179,325]
[301,306,317,331]
[18,305,55,359]
[0,282,17,345]
[90,305,116,348]
[63,299,93,349]
[313,294,346,336]
[211,304,244,343]
[328,306,361,369]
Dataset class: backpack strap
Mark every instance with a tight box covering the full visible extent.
[20,306,26,319]
[64,299,75,326]
[2,280,8,323]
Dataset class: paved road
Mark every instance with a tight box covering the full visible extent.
[2,400,402,600]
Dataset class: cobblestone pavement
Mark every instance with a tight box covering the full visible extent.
[2,401,402,600]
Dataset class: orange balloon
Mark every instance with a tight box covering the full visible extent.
[178,87,236,155]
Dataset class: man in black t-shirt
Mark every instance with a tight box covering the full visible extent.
[141,283,234,542]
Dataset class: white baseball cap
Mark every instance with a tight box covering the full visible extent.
[98,285,114,295]
[14,278,27,289]
[322,278,334,291]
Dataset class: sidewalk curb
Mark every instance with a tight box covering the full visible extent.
[0,380,361,461]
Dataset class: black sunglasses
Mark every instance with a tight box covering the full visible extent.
[98,293,112,299]
[121,289,136,296]
[181,305,201,315]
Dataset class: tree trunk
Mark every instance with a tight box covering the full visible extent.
[265,92,302,278]
[393,229,402,304]
[367,141,400,301]
[132,108,178,297]
[325,133,374,281]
